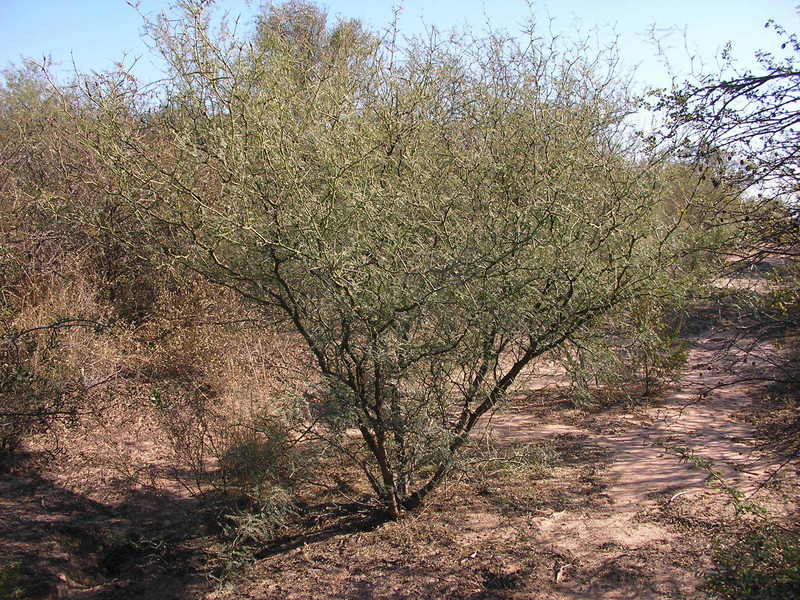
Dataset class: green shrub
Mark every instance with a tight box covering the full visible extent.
[556,299,691,408]
[67,0,732,517]
[705,525,800,600]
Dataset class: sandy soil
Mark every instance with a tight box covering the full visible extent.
[2,281,797,599]
[215,297,796,600]
[481,324,796,599]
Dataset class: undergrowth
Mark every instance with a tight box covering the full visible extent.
[705,524,800,600]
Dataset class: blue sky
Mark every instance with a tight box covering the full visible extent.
[2,0,799,93]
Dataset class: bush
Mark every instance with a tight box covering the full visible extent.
[0,325,82,458]
[705,525,800,600]
[556,298,691,407]
[219,419,297,490]
[63,0,732,516]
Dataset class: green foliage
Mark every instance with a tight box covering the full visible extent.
[705,525,800,600]
[557,299,691,407]
[657,20,800,254]
[222,484,297,546]
[660,443,767,516]
[254,0,375,74]
[211,484,298,586]
[61,0,730,516]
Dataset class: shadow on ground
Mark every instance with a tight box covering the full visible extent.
[0,456,214,600]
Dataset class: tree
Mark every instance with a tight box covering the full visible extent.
[254,0,374,73]
[66,0,720,517]
[658,20,800,257]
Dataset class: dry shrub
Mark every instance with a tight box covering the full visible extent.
[13,273,129,384]
[0,63,149,460]
[82,272,317,498]
[0,248,314,504]
[0,339,67,456]
[460,436,557,482]
[144,322,315,498]
[217,416,302,492]
[1,64,300,487]
[1,263,134,459]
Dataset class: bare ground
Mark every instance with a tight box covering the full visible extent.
[1,290,798,599]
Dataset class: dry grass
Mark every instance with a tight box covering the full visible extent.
[1,262,798,599]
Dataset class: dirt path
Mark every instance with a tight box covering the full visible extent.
[482,321,792,599]
[599,333,777,509]
[4,283,795,599]
[219,307,796,600]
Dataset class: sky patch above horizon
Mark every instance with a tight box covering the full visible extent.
[2,0,799,94]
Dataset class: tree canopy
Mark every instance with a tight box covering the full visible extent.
[59,0,726,517]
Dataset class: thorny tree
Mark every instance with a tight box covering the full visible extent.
[63,0,725,517]
[658,20,800,258]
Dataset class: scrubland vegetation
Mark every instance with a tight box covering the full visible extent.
[0,1,797,598]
